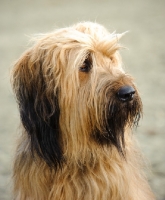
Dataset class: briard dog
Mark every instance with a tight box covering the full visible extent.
[11,22,155,200]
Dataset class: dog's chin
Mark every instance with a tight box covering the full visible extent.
[93,96,142,154]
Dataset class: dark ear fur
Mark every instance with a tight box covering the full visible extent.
[12,49,63,168]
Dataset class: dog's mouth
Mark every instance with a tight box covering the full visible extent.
[93,92,142,155]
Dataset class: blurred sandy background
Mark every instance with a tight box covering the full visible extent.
[0,0,165,199]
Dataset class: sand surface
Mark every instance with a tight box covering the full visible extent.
[0,0,165,199]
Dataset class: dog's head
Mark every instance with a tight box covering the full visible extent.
[12,22,142,167]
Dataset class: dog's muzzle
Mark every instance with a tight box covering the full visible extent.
[117,85,135,102]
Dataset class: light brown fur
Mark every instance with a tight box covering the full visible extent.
[11,22,155,200]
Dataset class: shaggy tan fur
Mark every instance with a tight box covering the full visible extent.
[11,22,155,200]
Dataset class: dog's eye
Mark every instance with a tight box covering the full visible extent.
[80,58,91,73]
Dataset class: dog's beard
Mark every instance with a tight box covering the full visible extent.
[94,95,142,155]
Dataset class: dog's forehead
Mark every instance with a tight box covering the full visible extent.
[34,23,125,59]
[73,22,124,49]
[58,28,124,57]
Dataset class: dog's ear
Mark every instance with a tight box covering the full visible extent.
[11,48,63,168]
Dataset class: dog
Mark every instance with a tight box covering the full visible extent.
[11,22,155,200]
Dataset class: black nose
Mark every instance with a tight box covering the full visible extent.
[117,86,135,102]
